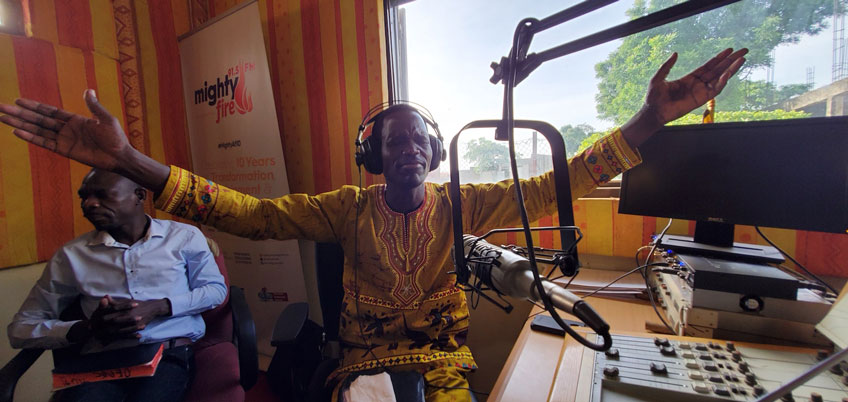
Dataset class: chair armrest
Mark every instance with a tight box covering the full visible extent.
[229,285,258,390]
[271,302,309,346]
[0,349,44,402]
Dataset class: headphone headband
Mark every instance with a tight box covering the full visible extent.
[357,101,441,143]
[355,101,446,175]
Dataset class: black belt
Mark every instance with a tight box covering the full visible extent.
[165,337,193,349]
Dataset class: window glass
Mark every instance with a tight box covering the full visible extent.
[392,0,838,183]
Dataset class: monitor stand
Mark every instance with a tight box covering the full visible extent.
[658,221,785,264]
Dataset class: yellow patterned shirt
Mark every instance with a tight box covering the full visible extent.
[154,129,641,376]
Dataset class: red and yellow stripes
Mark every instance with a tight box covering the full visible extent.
[0,35,36,268]
[258,0,387,195]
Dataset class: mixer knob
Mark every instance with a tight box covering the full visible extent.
[816,351,829,361]
[780,394,795,402]
[809,392,823,402]
[731,351,743,362]
[603,366,619,378]
[829,364,843,375]
[605,348,620,358]
[745,372,757,386]
[753,385,766,396]
[737,362,749,373]
[725,342,736,351]
[650,362,668,374]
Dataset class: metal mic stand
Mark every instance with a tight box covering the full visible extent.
[449,0,743,352]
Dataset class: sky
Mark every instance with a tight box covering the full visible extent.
[400,0,835,169]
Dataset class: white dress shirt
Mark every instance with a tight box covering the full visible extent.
[8,218,227,349]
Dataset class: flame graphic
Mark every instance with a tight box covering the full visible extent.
[234,65,253,114]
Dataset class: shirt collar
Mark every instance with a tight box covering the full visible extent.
[87,215,162,247]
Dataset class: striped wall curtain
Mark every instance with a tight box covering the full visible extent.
[0,0,388,269]
[205,0,389,194]
[0,0,192,268]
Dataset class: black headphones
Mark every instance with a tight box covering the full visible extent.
[354,101,446,175]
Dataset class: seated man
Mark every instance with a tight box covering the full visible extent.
[7,169,228,402]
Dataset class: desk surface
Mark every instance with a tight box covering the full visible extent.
[489,291,659,401]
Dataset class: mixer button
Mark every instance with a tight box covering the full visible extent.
[745,372,757,386]
[688,371,705,380]
[692,382,710,394]
[731,351,743,362]
[712,385,730,396]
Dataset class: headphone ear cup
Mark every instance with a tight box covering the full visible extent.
[428,135,445,171]
[359,136,382,174]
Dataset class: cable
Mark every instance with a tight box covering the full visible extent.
[498,21,610,352]
[634,245,652,267]
[755,226,839,296]
[525,262,665,321]
[580,263,667,299]
[641,219,676,334]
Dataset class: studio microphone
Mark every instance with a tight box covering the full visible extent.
[459,235,610,334]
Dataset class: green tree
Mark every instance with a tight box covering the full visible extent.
[668,109,811,125]
[463,138,511,174]
[559,124,596,158]
[596,0,834,125]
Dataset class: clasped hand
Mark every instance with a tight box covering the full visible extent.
[85,295,171,344]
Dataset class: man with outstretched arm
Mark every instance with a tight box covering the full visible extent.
[1,49,746,401]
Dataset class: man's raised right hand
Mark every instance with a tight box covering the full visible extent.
[0,89,130,172]
[0,89,170,193]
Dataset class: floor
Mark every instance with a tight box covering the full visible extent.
[245,372,279,402]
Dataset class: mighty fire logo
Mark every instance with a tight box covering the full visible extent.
[193,61,255,123]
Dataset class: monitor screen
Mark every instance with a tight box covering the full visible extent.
[619,116,848,250]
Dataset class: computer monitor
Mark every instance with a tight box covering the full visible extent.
[618,116,848,263]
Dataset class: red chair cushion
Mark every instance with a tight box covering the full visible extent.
[184,342,244,402]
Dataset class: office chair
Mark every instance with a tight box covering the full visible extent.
[267,242,345,402]
[0,238,258,402]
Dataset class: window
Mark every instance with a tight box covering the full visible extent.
[387,0,840,188]
[0,0,26,36]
